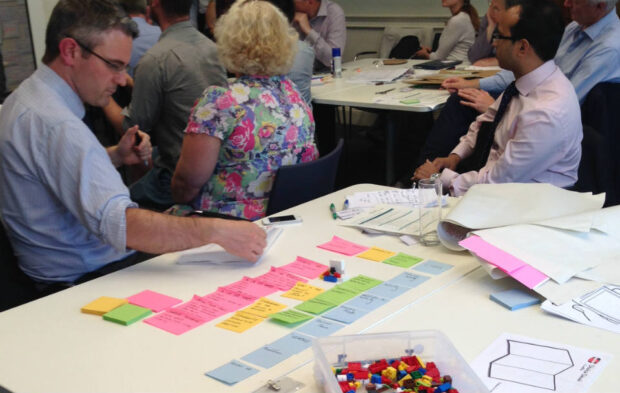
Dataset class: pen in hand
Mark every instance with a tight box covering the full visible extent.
[134,132,149,167]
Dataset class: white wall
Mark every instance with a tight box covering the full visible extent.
[26,0,58,67]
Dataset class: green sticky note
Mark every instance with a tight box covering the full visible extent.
[400,98,420,105]
[316,286,359,305]
[383,253,424,268]
[102,304,152,326]
[339,275,383,292]
[270,309,313,325]
[295,298,337,314]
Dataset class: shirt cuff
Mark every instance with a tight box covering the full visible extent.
[440,168,459,194]
[99,195,138,252]
[305,30,319,46]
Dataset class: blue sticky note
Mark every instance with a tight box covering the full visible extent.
[205,360,259,385]
[242,332,313,368]
[490,288,541,311]
[388,271,430,288]
[366,282,410,299]
[345,293,390,311]
[412,260,453,275]
[323,305,369,324]
[297,318,345,337]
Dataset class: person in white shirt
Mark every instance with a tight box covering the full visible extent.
[413,0,582,196]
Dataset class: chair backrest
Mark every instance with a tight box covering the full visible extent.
[581,82,620,206]
[388,36,421,59]
[0,221,39,311]
[431,31,442,52]
[266,139,344,216]
[379,26,431,58]
[573,125,612,200]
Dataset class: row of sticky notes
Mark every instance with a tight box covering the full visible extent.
[317,236,424,267]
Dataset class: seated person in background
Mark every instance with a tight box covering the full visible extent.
[468,0,505,66]
[415,0,620,168]
[293,0,346,71]
[413,0,582,196]
[104,0,227,211]
[415,0,479,62]
[0,0,266,287]
[117,0,161,77]
[171,0,318,221]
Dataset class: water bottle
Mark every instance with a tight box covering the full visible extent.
[331,48,342,78]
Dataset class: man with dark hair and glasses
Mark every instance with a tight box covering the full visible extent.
[0,0,266,299]
[104,0,227,211]
[414,0,582,196]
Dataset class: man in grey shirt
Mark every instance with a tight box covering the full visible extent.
[106,0,227,210]
[293,0,346,71]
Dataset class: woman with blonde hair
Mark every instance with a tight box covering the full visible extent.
[415,0,479,62]
[171,0,317,220]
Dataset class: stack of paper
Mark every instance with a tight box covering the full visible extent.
[437,183,620,333]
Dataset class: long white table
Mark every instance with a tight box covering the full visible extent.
[0,184,617,393]
[311,59,450,185]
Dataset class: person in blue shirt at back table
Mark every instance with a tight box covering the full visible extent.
[413,0,620,171]
[0,0,266,293]
[117,0,161,78]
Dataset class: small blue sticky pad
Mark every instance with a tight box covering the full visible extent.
[205,360,259,385]
[490,288,541,311]
[345,293,389,311]
[388,271,430,288]
[242,332,313,368]
[366,282,410,299]
[297,318,345,337]
[323,305,369,324]
[412,260,453,275]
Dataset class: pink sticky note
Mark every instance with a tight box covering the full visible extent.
[175,295,228,322]
[222,276,278,298]
[127,290,182,312]
[279,256,328,279]
[144,309,206,335]
[204,288,258,311]
[254,266,307,291]
[317,236,369,256]
[510,264,548,289]
[459,236,524,273]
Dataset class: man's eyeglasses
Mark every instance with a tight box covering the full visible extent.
[69,37,128,74]
[492,32,519,42]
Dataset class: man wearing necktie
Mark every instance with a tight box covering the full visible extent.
[413,0,582,196]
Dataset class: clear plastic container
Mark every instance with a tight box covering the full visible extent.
[312,330,489,393]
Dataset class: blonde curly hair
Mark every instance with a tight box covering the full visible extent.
[214,0,299,75]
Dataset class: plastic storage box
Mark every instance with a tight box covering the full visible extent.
[313,330,490,393]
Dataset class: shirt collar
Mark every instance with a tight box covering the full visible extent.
[37,64,85,120]
[159,20,193,40]
[581,10,618,40]
[315,0,328,18]
[515,60,557,97]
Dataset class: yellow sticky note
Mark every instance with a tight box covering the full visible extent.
[357,246,397,262]
[242,298,287,318]
[282,282,325,301]
[216,311,265,333]
[81,296,128,316]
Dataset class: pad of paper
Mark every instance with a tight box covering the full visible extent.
[383,253,423,268]
[295,298,337,314]
[281,282,325,301]
[490,289,541,311]
[269,309,313,325]
[127,289,182,312]
[81,296,127,316]
[279,256,328,279]
[103,304,152,326]
[357,246,396,262]
[338,275,383,292]
[216,311,265,333]
[317,236,369,256]
[242,298,287,318]
[205,360,259,385]
[144,309,206,335]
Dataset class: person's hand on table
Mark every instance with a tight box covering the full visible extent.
[412,154,461,181]
[414,46,431,59]
[211,219,267,263]
[457,88,495,113]
[441,77,479,93]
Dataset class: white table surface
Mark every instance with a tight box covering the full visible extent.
[311,58,450,113]
[0,184,616,393]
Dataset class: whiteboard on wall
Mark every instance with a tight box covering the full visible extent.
[26,0,58,68]
[334,0,489,17]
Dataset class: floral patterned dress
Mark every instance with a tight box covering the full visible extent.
[183,75,317,220]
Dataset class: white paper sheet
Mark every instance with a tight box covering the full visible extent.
[535,277,602,305]
[338,205,423,236]
[541,285,620,334]
[472,333,612,393]
[176,227,282,265]
[346,67,409,83]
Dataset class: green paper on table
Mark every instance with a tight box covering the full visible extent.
[383,253,424,268]
[103,304,152,325]
[295,298,337,314]
[315,286,358,304]
[339,275,383,292]
[270,309,313,325]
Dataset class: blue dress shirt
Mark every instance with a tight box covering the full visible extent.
[288,41,314,106]
[480,11,620,103]
[129,17,161,77]
[0,65,136,283]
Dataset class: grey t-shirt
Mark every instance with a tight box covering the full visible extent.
[123,21,226,173]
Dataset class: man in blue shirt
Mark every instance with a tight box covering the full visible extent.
[0,0,266,288]
[415,0,620,169]
[118,0,161,77]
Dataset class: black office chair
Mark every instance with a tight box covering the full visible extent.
[573,125,611,198]
[580,82,620,206]
[266,139,344,215]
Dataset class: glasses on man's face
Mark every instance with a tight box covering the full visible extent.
[492,31,519,42]
[69,37,128,74]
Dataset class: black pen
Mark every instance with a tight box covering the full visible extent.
[375,87,395,95]
[134,132,149,167]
